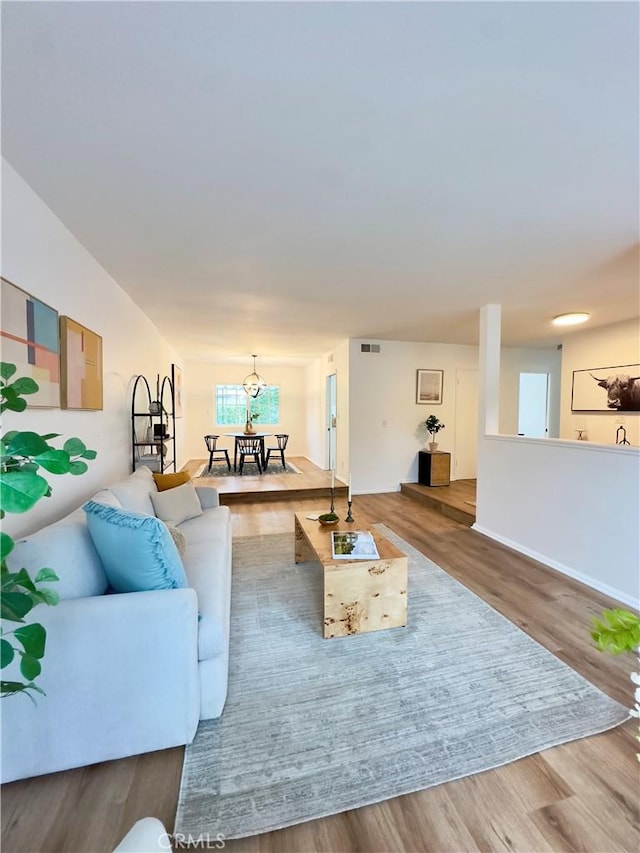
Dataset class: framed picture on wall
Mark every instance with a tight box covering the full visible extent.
[571,363,640,412]
[1,277,60,407]
[416,369,443,405]
[172,363,183,417]
[60,316,103,410]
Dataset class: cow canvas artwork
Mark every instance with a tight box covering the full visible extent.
[572,364,640,412]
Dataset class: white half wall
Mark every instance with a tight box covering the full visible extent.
[475,435,640,607]
[2,160,178,536]
[559,318,640,445]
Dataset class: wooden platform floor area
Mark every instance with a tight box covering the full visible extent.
[400,477,476,525]
[2,493,638,853]
[184,455,348,504]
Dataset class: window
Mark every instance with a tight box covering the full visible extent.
[215,385,280,425]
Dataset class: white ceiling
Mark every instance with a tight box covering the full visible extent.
[2,1,638,364]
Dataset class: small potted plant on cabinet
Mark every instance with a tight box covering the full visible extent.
[424,415,445,452]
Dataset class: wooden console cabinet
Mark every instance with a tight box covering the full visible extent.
[418,450,451,487]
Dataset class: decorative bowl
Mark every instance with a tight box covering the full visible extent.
[318,513,339,526]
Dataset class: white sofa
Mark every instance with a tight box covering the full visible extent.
[1,467,232,783]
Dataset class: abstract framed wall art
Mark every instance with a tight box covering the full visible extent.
[571,363,640,412]
[60,316,103,410]
[171,363,183,417]
[0,277,60,407]
[416,369,443,405]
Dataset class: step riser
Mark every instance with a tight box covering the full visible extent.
[399,483,475,526]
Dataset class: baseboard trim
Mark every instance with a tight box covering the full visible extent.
[471,524,638,609]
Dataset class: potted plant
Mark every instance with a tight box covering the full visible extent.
[244,409,260,435]
[424,414,445,452]
[1,362,96,700]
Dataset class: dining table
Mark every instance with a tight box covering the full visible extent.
[225,432,273,472]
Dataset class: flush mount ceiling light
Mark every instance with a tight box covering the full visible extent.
[551,312,591,327]
[242,354,267,398]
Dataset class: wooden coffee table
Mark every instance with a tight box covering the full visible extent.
[294,512,408,639]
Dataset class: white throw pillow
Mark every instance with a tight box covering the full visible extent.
[150,481,203,526]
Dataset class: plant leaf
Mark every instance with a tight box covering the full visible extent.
[0,532,15,561]
[33,588,59,606]
[0,363,17,380]
[63,437,86,455]
[0,679,46,700]
[81,449,97,460]
[1,638,15,668]
[19,654,41,680]
[14,623,46,659]
[6,431,50,458]
[1,592,34,622]
[1,430,18,445]
[34,568,59,584]
[0,469,49,513]
[34,449,70,475]
[68,460,88,475]
[1,391,27,413]
[10,377,39,396]
[11,568,36,593]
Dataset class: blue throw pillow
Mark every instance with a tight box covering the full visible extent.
[83,500,188,593]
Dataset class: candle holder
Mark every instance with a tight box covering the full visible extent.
[345,500,354,523]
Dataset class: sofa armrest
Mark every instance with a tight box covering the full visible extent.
[113,817,171,853]
[195,485,220,509]
[1,588,200,782]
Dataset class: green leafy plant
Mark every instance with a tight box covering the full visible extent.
[1,362,97,699]
[424,414,445,440]
[591,608,640,655]
[591,608,640,760]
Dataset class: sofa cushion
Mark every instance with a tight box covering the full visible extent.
[6,509,109,600]
[165,523,186,557]
[153,471,192,492]
[178,505,230,546]
[83,501,188,593]
[108,466,156,516]
[89,488,123,509]
[182,540,230,661]
[150,481,203,527]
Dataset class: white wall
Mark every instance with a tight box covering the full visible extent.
[332,340,351,483]
[182,359,310,463]
[1,160,178,537]
[500,347,562,437]
[348,339,479,494]
[304,357,326,468]
[475,435,640,607]
[559,318,640,445]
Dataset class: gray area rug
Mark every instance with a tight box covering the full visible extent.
[196,461,301,478]
[175,527,628,839]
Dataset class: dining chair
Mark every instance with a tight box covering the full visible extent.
[236,436,263,474]
[265,434,289,469]
[204,435,231,472]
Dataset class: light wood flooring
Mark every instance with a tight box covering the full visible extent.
[2,485,638,853]
[185,456,348,504]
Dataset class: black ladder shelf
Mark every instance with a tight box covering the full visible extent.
[131,373,176,473]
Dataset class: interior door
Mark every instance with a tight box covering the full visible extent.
[518,373,549,438]
[326,373,337,470]
[454,369,479,480]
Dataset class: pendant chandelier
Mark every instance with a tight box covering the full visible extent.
[242,354,267,398]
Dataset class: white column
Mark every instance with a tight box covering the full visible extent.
[478,304,502,436]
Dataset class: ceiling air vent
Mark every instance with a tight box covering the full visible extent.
[360,343,381,353]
